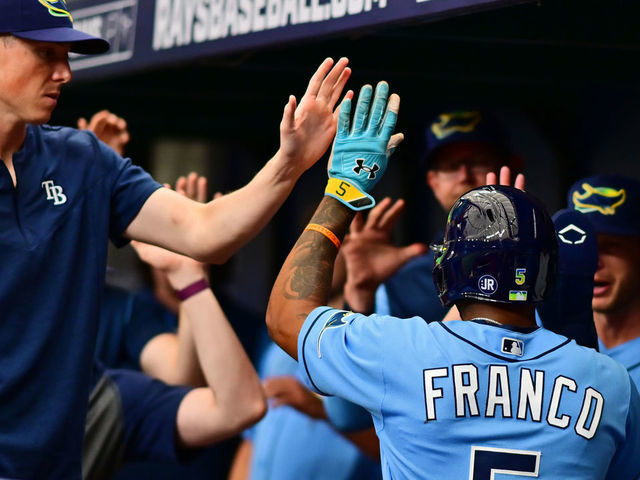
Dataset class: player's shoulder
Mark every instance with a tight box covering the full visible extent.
[36,124,122,163]
[37,123,99,147]
[307,307,427,338]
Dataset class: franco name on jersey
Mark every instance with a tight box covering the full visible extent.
[423,364,602,440]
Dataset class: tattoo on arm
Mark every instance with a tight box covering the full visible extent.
[282,197,355,306]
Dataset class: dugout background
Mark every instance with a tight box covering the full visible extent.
[53,0,640,476]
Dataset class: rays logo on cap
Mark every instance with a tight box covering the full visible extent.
[317,310,352,358]
[572,183,626,216]
[430,111,482,140]
[38,0,73,21]
[501,337,524,357]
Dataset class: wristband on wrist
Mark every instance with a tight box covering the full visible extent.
[325,177,375,211]
[176,278,209,301]
[304,223,341,249]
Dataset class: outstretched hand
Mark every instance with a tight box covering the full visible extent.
[278,57,352,177]
[486,166,525,190]
[342,197,427,313]
[78,109,130,156]
[325,82,403,210]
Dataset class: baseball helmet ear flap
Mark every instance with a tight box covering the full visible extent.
[433,185,557,308]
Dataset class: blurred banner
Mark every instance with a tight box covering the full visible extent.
[69,0,527,78]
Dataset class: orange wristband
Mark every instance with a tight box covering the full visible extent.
[304,223,341,249]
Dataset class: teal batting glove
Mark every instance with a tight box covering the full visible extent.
[325,82,400,211]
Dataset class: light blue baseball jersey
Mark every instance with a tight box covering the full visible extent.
[298,307,640,480]
[247,341,381,480]
[599,336,640,390]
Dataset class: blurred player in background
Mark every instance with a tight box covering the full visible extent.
[0,0,352,475]
[349,109,522,320]
[84,234,266,480]
[568,174,640,387]
[266,82,640,479]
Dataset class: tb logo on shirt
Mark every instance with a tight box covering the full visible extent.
[41,180,67,205]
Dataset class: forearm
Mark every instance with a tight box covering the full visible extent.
[267,196,355,359]
[125,153,301,264]
[185,288,265,423]
[193,153,301,263]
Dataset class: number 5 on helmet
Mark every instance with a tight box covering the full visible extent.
[325,81,402,211]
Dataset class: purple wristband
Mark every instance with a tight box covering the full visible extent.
[176,278,209,301]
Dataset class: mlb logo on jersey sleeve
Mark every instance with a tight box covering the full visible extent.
[501,337,524,357]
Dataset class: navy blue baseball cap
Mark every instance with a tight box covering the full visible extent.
[422,109,513,170]
[0,0,110,54]
[567,174,640,237]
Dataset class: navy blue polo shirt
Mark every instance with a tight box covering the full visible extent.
[0,125,161,480]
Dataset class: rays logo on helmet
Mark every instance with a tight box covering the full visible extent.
[317,310,352,358]
[478,275,498,295]
[38,0,73,21]
[572,183,626,215]
[430,111,482,140]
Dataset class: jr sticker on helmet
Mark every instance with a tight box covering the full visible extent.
[478,275,498,295]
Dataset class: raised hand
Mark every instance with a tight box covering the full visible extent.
[278,57,352,177]
[342,197,427,313]
[486,165,525,190]
[77,109,130,156]
[325,81,403,210]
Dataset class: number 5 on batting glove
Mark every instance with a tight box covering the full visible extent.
[325,82,402,211]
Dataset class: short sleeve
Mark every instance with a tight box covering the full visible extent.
[297,307,387,418]
[104,145,162,246]
[110,369,192,463]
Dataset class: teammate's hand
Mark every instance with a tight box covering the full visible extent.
[341,197,426,313]
[263,376,327,420]
[486,165,525,190]
[277,57,351,177]
[77,109,130,156]
[325,82,403,210]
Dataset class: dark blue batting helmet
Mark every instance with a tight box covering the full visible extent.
[432,185,557,307]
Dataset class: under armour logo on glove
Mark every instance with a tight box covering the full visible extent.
[353,159,380,179]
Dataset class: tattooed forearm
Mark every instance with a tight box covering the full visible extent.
[284,238,338,302]
[284,196,355,298]
[310,196,355,240]
[267,196,356,358]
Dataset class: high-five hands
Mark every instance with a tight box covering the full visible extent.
[325,82,403,210]
[278,58,352,177]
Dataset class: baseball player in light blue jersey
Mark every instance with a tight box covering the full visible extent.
[266,82,640,479]
[568,174,640,388]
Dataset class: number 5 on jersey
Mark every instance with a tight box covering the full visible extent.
[469,446,540,480]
